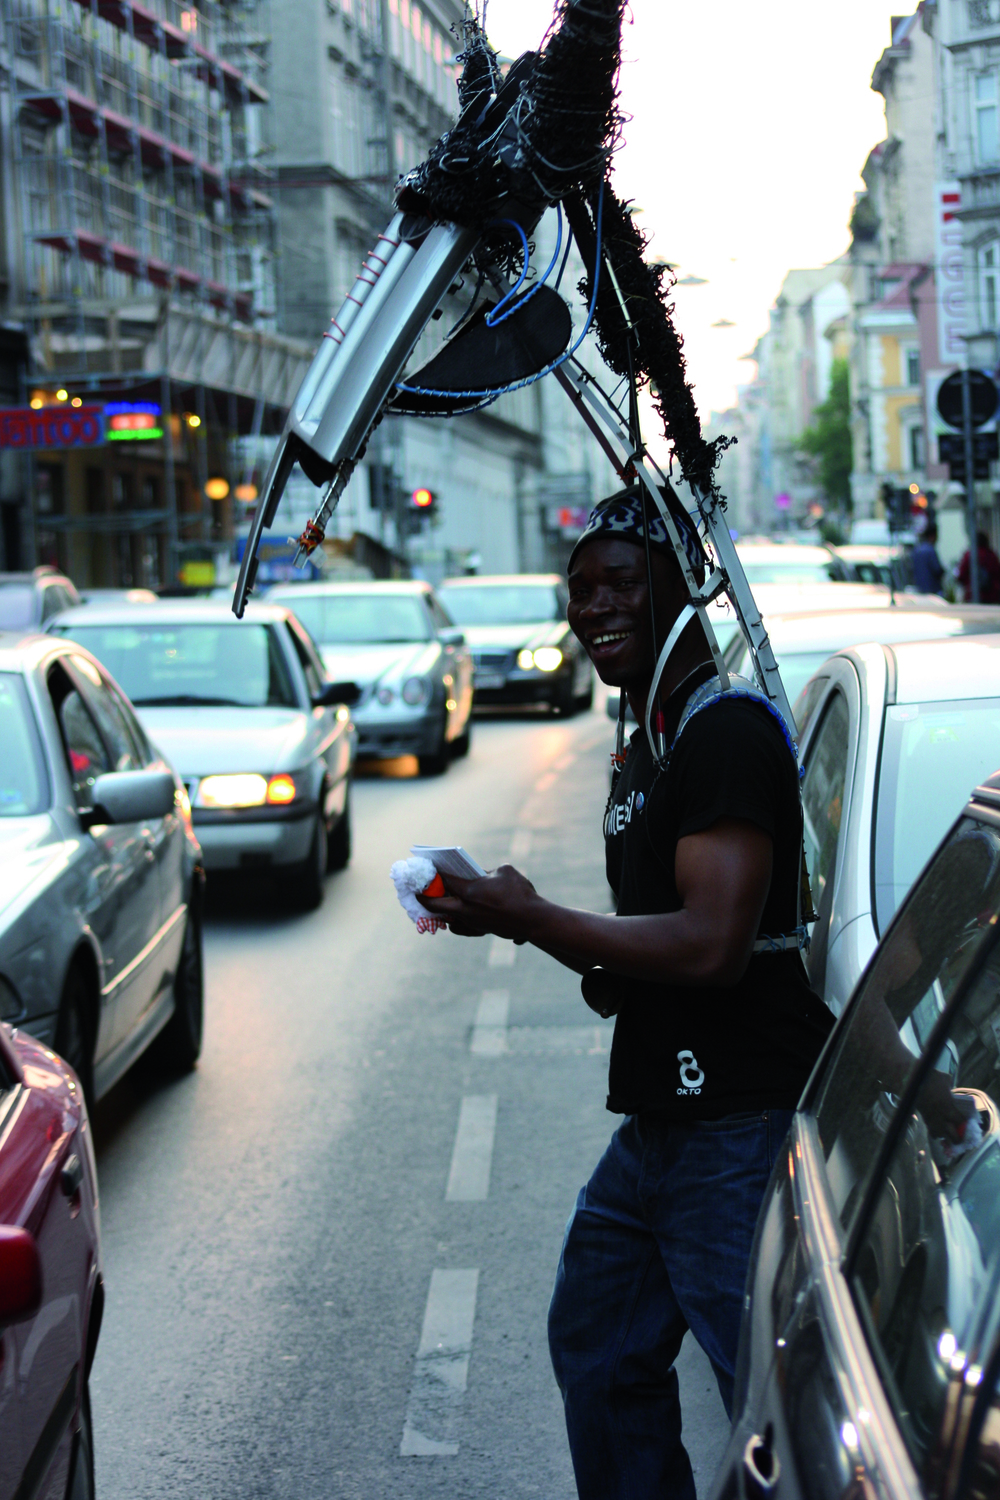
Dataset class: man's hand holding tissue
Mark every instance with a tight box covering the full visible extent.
[418,864,541,941]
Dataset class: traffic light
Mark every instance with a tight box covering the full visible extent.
[409,487,438,528]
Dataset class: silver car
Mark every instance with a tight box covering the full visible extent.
[266,579,473,775]
[798,632,1000,1016]
[50,600,356,908]
[0,630,203,1104]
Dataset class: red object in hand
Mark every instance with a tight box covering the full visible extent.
[422,872,446,898]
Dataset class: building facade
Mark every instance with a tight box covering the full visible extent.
[0,0,314,585]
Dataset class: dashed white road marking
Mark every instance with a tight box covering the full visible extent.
[487,935,516,967]
[554,752,577,772]
[506,1024,614,1055]
[534,770,557,793]
[446,1095,498,1202]
[400,1269,479,1457]
[471,990,509,1056]
[508,827,533,861]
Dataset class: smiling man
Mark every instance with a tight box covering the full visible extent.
[421,486,833,1500]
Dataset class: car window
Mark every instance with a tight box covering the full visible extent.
[52,622,297,708]
[68,654,143,772]
[427,593,454,632]
[812,814,1000,1237]
[436,582,560,625]
[849,913,1000,1482]
[801,691,850,916]
[793,674,829,737]
[874,698,1000,935]
[0,673,49,815]
[268,592,431,644]
[284,621,322,699]
[48,663,112,809]
[41,585,66,620]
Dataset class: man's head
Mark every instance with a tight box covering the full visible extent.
[923,522,938,543]
[978,530,991,550]
[566,487,707,691]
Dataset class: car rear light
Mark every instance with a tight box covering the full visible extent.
[266,774,297,805]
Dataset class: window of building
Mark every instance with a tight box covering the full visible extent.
[982,243,1000,328]
[976,72,999,162]
[909,425,925,470]
[906,346,921,386]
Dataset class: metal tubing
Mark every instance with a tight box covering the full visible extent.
[962,367,980,603]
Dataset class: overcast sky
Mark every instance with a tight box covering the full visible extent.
[485,0,901,419]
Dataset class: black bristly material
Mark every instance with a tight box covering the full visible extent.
[564,184,734,504]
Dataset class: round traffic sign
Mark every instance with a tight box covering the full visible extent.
[936,368,999,429]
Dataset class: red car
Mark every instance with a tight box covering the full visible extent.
[0,1020,101,1500]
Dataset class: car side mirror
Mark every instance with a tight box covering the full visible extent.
[85,769,176,828]
[439,626,465,647]
[0,1226,42,1326]
[314,681,361,708]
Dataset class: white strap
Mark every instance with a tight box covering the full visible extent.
[644,604,696,758]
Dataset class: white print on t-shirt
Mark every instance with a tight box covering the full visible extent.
[604,789,646,838]
[677,1050,705,1095]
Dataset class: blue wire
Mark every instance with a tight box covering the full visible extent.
[555,218,574,289]
[397,179,605,406]
[485,204,563,328]
[482,218,531,326]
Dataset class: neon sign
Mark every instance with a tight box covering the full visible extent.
[106,401,163,441]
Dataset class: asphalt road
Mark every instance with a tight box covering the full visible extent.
[90,701,729,1499]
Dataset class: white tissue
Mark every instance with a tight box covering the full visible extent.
[942,1092,984,1163]
[390,856,447,934]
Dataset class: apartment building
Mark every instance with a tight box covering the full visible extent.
[0,0,315,585]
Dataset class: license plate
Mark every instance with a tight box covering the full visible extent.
[475,672,505,689]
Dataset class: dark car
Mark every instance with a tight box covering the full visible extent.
[0,1020,101,1500]
[436,573,592,714]
[0,568,80,629]
[711,769,1000,1500]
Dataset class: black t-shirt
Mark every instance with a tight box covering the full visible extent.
[601,667,834,1118]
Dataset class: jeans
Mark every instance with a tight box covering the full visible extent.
[548,1108,794,1500]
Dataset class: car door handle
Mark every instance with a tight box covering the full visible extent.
[60,1154,83,1197]
[742,1432,780,1498]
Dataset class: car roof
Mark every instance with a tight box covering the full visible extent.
[832,544,901,561]
[48,599,291,626]
[437,574,562,587]
[0,628,98,673]
[267,578,432,597]
[735,543,833,562]
[888,634,1000,702]
[737,603,1000,654]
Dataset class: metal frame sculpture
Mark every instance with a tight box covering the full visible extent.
[233,0,796,763]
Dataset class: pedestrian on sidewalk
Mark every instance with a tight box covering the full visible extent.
[911,521,945,595]
[420,487,833,1500]
[957,530,1000,602]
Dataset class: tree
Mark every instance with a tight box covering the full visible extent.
[798,359,853,511]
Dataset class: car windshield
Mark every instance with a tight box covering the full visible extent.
[874,697,1000,931]
[0,673,48,815]
[0,583,36,629]
[738,558,839,586]
[272,593,430,644]
[437,583,561,625]
[51,623,296,708]
[727,644,835,708]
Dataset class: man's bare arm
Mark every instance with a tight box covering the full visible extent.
[421,817,773,988]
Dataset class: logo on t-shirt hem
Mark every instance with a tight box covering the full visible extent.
[677,1049,705,1095]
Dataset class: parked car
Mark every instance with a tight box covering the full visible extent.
[831,542,909,591]
[723,599,1000,717]
[50,600,356,905]
[266,579,473,774]
[79,588,158,605]
[0,1020,101,1500]
[712,771,1000,1500]
[0,630,202,1106]
[436,573,592,713]
[0,567,80,629]
[796,631,1000,1020]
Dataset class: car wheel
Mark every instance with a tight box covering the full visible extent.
[419,719,449,776]
[291,814,327,909]
[66,1380,95,1500]
[150,891,204,1074]
[327,786,352,872]
[54,963,95,1111]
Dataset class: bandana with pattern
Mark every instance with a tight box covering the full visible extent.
[568,489,707,578]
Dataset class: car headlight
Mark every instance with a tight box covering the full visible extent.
[402,676,431,706]
[517,649,534,671]
[196,773,303,809]
[532,647,564,672]
[377,686,395,706]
